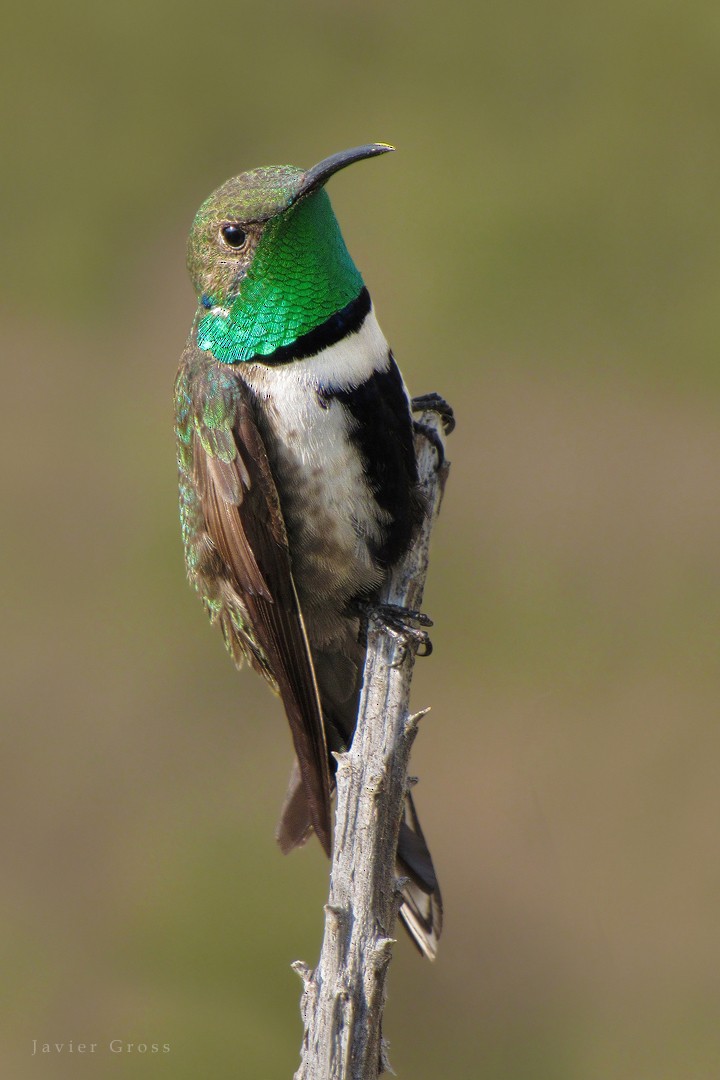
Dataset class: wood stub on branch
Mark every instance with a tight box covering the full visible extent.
[294,412,449,1080]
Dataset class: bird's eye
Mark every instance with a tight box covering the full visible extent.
[220,224,247,249]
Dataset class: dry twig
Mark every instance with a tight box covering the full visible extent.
[294,411,449,1080]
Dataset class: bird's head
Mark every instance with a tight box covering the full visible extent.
[187,144,394,364]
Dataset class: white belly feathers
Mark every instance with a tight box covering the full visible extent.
[240,308,392,642]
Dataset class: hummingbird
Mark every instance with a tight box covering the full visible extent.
[174,144,451,958]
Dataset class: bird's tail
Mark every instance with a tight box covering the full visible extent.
[276,640,442,958]
[396,791,443,960]
[278,774,443,959]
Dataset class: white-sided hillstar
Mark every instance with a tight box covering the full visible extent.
[175,144,452,958]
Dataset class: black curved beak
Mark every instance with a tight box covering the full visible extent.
[294,143,395,202]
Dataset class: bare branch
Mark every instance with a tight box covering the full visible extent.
[294,411,449,1080]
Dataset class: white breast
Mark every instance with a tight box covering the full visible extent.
[240,309,392,644]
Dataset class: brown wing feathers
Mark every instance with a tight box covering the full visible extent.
[193,389,332,855]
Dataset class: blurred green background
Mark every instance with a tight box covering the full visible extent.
[3,0,720,1076]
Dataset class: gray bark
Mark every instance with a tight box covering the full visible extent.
[294,412,449,1080]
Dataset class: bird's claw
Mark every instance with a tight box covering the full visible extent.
[413,419,446,467]
[411,393,455,435]
[356,600,434,657]
[411,393,455,467]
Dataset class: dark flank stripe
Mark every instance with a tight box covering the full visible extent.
[320,357,424,568]
[255,287,372,366]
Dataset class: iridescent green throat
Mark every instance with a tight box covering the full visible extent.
[197,190,364,364]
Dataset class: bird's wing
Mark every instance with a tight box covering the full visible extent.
[175,347,332,854]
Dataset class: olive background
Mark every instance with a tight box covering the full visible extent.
[3,1,720,1077]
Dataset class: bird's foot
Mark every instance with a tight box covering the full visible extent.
[411,393,455,467]
[411,392,455,435]
[355,600,434,657]
[413,419,446,466]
